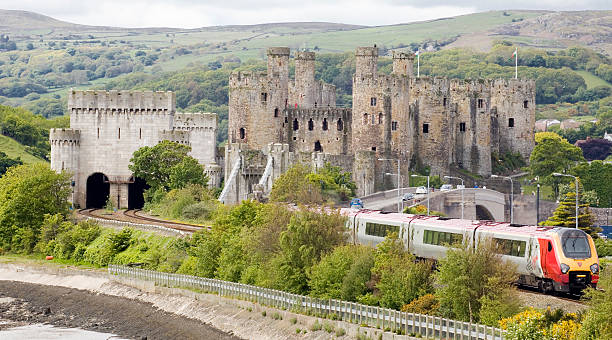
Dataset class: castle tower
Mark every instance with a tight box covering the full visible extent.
[49,128,80,178]
[392,51,414,77]
[355,47,378,77]
[294,51,316,108]
[267,47,290,84]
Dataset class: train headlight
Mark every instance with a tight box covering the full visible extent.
[560,263,570,274]
[590,263,599,274]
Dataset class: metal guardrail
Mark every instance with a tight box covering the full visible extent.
[84,217,185,235]
[108,265,505,340]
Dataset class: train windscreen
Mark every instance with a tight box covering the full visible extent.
[560,229,591,259]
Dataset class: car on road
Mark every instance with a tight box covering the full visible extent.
[350,198,364,209]
[415,186,427,195]
[440,184,453,192]
[402,193,415,201]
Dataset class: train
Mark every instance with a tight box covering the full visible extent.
[341,208,600,294]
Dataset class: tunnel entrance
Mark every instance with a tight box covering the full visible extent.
[128,177,149,209]
[476,205,495,221]
[86,173,110,209]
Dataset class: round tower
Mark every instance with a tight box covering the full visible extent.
[392,51,414,77]
[267,47,290,84]
[355,47,378,77]
[294,51,316,108]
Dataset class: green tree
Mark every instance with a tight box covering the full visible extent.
[272,208,346,294]
[372,233,434,310]
[578,268,612,339]
[308,245,374,301]
[530,132,584,196]
[269,163,323,204]
[0,151,22,176]
[543,180,600,237]
[0,164,71,251]
[572,161,612,208]
[435,239,518,323]
[129,140,207,193]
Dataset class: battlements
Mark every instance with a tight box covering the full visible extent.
[159,130,189,145]
[267,47,290,56]
[68,90,175,111]
[174,112,218,129]
[286,107,351,119]
[491,78,535,93]
[229,71,269,88]
[50,128,80,144]
[355,47,378,57]
[295,51,315,60]
[392,51,414,60]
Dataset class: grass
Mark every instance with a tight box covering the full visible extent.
[575,70,612,89]
[0,135,47,164]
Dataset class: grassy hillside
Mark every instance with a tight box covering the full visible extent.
[575,71,612,89]
[0,135,46,164]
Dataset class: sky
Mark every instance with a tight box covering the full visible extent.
[1,0,610,28]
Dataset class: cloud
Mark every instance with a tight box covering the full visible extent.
[0,0,609,28]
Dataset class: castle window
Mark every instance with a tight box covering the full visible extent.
[139,128,142,139]
[371,97,377,106]
[477,98,484,109]
[274,108,279,117]
[314,102,317,108]
[443,97,447,107]
[378,113,383,124]
[97,128,100,139]
[314,141,322,152]
[337,119,343,131]
[118,128,121,139]
[61,161,64,170]
[459,122,466,132]
[423,123,429,133]
[371,114,376,125]
[293,118,299,131]
[322,118,328,131]
[284,116,288,123]
[391,121,398,131]
[523,100,528,108]
[371,146,377,151]
[261,92,267,102]
[363,113,368,125]
[509,118,515,128]
[308,118,314,131]
[239,128,245,139]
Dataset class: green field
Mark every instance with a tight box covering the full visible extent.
[0,135,47,164]
[575,70,612,89]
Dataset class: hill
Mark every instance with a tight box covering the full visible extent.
[0,134,46,164]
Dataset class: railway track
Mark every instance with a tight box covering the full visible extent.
[78,208,205,233]
[515,284,586,304]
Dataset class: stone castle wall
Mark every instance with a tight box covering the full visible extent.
[52,90,220,209]
[223,46,536,201]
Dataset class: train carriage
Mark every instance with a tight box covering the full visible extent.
[341,208,599,294]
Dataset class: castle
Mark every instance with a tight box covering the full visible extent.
[50,46,535,208]
[219,47,535,203]
[50,90,221,209]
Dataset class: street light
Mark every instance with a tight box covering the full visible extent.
[411,174,430,216]
[379,158,401,213]
[444,175,464,219]
[491,175,514,224]
[552,173,579,229]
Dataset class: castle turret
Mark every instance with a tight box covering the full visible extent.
[355,47,378,78]
[392,51,414,77]
[267,47,290,84]
[294,51,316,108]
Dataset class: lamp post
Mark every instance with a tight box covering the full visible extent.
[492,175,514,224]
[552,173,579,229]
[444,175,464,219]
[379,158,401,213]
[411,174,430,216]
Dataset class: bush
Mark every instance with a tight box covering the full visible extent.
[310,320,322,331]
[401,294,440,315]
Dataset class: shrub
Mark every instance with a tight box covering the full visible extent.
[290,317,297,324]
[500,309,546,340]
[323,321,334,333]
[401,294,440,315]
[310,320,322,331]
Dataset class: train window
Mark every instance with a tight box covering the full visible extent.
[494,238,526,257]
[365,222,399,237]
[560,229,591,259]
[423,230,462,246]
[548,242,552,252]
